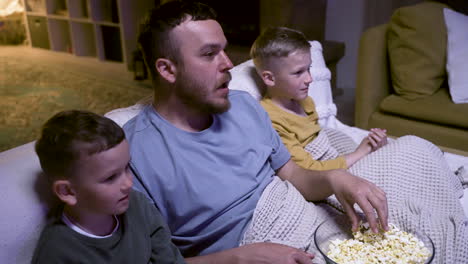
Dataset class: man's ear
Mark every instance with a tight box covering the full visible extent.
[155,58,177,83]
[260,70,275,87]
[53,180,77,206]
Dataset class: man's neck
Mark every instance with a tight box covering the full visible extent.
[153,95,213,132]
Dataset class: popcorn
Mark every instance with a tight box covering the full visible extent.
[327,223,431,264]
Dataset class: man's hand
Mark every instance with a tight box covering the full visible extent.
[186,242,314,264]
[329,170,388,233]
[277,161,389,233]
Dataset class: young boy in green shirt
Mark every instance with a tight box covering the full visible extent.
[251,27,388,171]
[32,110,185,264]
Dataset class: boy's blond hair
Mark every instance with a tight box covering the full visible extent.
[250,27,310,71]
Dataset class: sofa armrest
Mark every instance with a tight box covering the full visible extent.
[355,24,392,129]
[0,142,52,264]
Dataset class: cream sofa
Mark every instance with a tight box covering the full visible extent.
[1,41,467,264]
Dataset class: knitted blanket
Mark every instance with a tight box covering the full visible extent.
[240,129,468,263]
[239,176,335,264]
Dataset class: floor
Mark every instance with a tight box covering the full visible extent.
[0,46,157,151]
[0,45,150,88]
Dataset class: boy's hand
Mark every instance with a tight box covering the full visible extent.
[344,128,388,168]
[367,128,387,152]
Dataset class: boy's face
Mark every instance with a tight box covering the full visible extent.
[67,140,133,216]
[267,49,312,101]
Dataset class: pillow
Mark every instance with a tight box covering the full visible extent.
[104,103,145,127]
[105,96,152,127]
[387,2,448,99]
[444,8,468,104]
[228,59,265,100]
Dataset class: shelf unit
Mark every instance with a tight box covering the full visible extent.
[23,0,154,70]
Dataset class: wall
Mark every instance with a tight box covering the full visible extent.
[325,0,366,93]
[260,0,327,42]
[325,0,424,93]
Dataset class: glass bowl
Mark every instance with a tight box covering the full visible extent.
[313,214,434,264]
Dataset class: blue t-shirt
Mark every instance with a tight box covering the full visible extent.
[123,90,290,256]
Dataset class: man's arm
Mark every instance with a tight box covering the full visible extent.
[186,243,313,264]
[276,159,388,233]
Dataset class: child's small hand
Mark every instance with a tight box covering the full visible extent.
[368,128,387,151]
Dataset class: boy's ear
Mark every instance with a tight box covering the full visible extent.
[53,180,77,206]
[260,70,275,87]
[155,58,177,83]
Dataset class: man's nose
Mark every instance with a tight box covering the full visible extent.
[219,50,233,71]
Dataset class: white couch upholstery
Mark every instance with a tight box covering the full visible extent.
[1,41,467,264]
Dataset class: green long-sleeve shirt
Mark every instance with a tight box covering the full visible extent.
[32,190,186,264]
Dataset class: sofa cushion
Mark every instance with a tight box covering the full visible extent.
[387,2,448,99]
[368,111,468,151]
[379,87,468,129]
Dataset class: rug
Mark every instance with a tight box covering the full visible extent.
[0,53,152,152]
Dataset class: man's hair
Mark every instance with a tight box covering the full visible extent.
[138,1,217,81]
[250,27,311,70]
[35,110,125,181]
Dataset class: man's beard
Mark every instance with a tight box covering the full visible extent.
[178,86,231,114]
[176,76,231,114]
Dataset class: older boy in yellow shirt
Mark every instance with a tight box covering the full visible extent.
[251,27,387,170]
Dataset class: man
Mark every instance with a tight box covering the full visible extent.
[124,1,388,263]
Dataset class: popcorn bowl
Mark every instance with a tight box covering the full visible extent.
[314,214,434,264]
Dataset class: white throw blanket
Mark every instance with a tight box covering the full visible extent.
[241,129,468,264]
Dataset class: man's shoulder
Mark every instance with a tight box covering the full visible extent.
[122,105,153,140]
[229,89,257,102]
[228,89,263,114]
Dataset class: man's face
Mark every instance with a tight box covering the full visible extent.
[69,140,133,216]
[269,49,312,101]
[171,19,233,114]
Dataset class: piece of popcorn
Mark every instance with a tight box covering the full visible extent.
[327,223,431,264]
